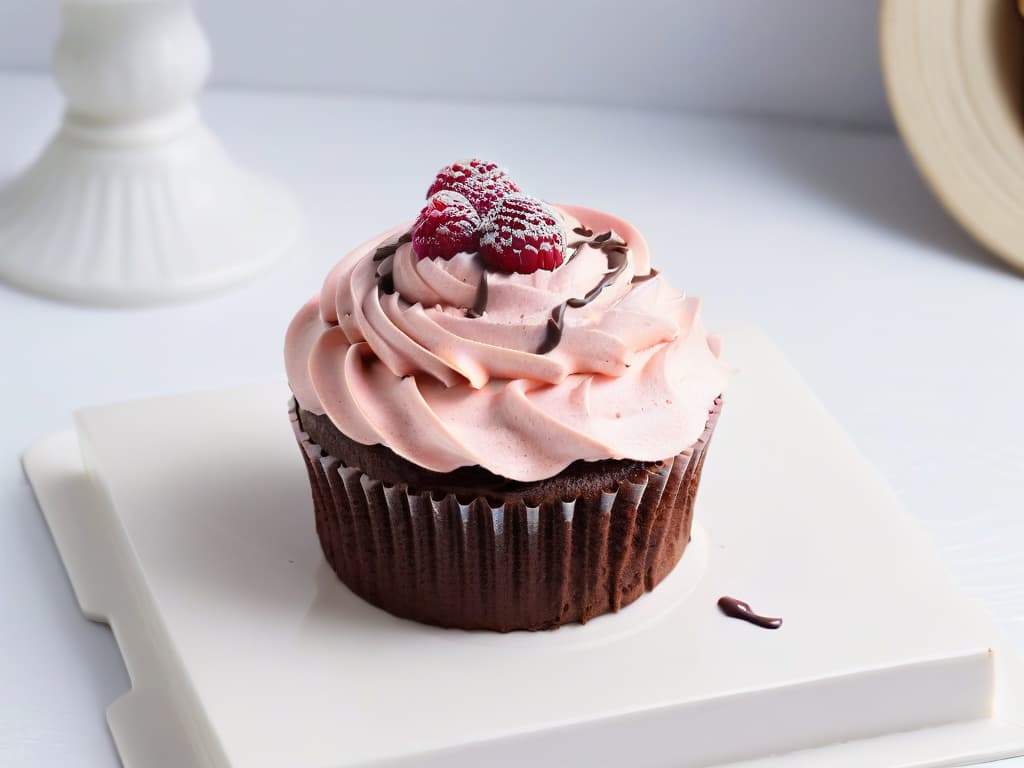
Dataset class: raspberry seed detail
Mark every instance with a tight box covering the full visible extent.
[479,194,566,274]
[412,191,482,261]
[426,159,519,215]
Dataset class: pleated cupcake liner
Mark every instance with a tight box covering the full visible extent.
[290,399,720,632]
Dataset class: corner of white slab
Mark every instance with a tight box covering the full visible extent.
[21,328,1024,767]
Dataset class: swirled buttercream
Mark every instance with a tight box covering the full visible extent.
[285,205,731,481]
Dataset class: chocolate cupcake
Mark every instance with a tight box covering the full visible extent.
[285,160,731,631]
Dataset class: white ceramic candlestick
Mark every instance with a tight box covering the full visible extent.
[0,0,300,305]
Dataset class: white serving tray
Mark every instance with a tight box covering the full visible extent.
[22,329,1024,768]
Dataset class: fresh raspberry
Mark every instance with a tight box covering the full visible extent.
[426,159,519,214]
[411,191,482,261]
[479,194,566,274]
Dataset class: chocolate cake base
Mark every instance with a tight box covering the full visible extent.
[291,400,721,632]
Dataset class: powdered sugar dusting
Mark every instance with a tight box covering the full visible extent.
[479,193,567,274]
[412,190,482,261]
[426,159,520,214]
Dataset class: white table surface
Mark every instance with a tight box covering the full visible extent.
[1,71,1021,767]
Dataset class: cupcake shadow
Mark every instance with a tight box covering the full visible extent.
[300,560,441,643]
[736,121,1015,276]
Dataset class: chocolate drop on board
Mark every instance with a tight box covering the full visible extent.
[717,596,783,630]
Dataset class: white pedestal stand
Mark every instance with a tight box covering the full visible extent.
[0,0,300,305]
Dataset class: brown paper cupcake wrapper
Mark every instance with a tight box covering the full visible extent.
[290,400,720,632]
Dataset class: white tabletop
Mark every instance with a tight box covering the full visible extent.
[2,71,1022,767]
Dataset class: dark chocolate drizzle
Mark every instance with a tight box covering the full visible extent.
[372,231,412,262]
[369,225,648,347]
[372,231,412,294]
[377,266,396,295]
[717,596,783,630]
[465,271,489,318]
[564,240,588,264]
[537,230,631,354]
[567,249,628,308]
[630,267,659,284]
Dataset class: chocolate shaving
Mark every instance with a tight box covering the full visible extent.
[572,225,594,237]
[592,231,613,244]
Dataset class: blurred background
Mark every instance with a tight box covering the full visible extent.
[0,0,890,125]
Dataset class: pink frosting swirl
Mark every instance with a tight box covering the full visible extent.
[285,205,731,482]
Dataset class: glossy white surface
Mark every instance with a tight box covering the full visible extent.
[22,329,1024,767]
[2,72,1023,766]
